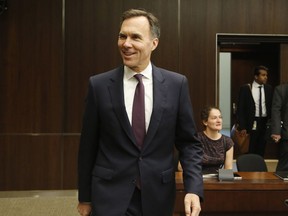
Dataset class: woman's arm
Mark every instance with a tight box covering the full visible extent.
[224,147,234,169]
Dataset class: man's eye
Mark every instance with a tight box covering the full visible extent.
[119,34,126,39]
[132,35,141,40]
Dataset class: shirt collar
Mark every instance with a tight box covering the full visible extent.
[124,63,152,80]
[253,81,263,88]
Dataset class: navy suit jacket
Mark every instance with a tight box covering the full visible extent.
[78,65,203,216]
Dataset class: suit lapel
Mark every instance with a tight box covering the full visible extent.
[107,67,136,145]
[247,84,254,102]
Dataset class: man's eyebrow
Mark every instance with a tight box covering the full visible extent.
[119,31,143,38]
[131,33,142,38]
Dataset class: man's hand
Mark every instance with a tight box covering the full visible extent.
[184,193,201,216]
[239,129,247,136]
[271,134,281,143]
[77,202,92,216]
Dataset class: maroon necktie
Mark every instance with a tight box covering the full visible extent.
[132,74,145,149]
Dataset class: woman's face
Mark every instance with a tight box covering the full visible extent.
[203,108,223,131]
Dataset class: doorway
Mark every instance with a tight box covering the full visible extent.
[217,33,288,158]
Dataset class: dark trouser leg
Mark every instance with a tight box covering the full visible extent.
[249,117,267,157]
[249,130,257,153]
[125,187,142,216]
[276,140,288,171]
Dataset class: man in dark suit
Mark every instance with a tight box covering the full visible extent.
[271,84,288,171]
[77,9,203,216]
[236,65,273,156]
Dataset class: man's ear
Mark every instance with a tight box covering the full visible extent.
[151,38,159,51]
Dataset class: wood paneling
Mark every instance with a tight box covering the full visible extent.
[1,0,288,190]
[62,135,79,189]
[0,0,63,133]
[0,135,62,190]
[280,44,288,82]
[64,0,123,133]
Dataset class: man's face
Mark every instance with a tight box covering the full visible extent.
[255,69,268,85]
[118,16,159,72]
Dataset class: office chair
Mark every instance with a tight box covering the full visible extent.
[236,154,268,172]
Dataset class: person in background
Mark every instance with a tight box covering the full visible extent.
[199,106,234,173]
[271,83,288,171]
[236,65,273,156]
[77,8,203,216]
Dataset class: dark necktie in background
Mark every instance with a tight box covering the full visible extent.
[259,85,262,117]
[132,74,145,149]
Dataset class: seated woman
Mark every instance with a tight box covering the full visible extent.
[199,106,234,174]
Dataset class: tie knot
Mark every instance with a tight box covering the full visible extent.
[259,85,262,89]
[134,74,143,82]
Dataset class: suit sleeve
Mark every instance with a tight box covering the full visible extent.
[78,78,99,202]
[175,76,204,200]
[264,85,273,118]
[271,85,284,135]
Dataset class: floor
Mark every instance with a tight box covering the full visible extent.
[0,190,79,216]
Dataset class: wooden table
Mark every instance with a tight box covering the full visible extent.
[174,172,288,216]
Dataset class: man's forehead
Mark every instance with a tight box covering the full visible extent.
[259,70,268,74]
[121,16,149,29]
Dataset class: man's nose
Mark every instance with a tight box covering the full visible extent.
[123,38,132,47]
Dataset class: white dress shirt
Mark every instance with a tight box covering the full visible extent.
[252,81,267,117]
[123,63,153,131]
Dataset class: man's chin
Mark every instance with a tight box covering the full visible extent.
[123,62,136,69]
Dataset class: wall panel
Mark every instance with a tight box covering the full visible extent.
[0,0,63,133]
[0,135,62,190]
[280,44,288,82]
[62,135,79,189]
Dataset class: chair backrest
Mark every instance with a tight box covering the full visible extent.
[236,154,268,172]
